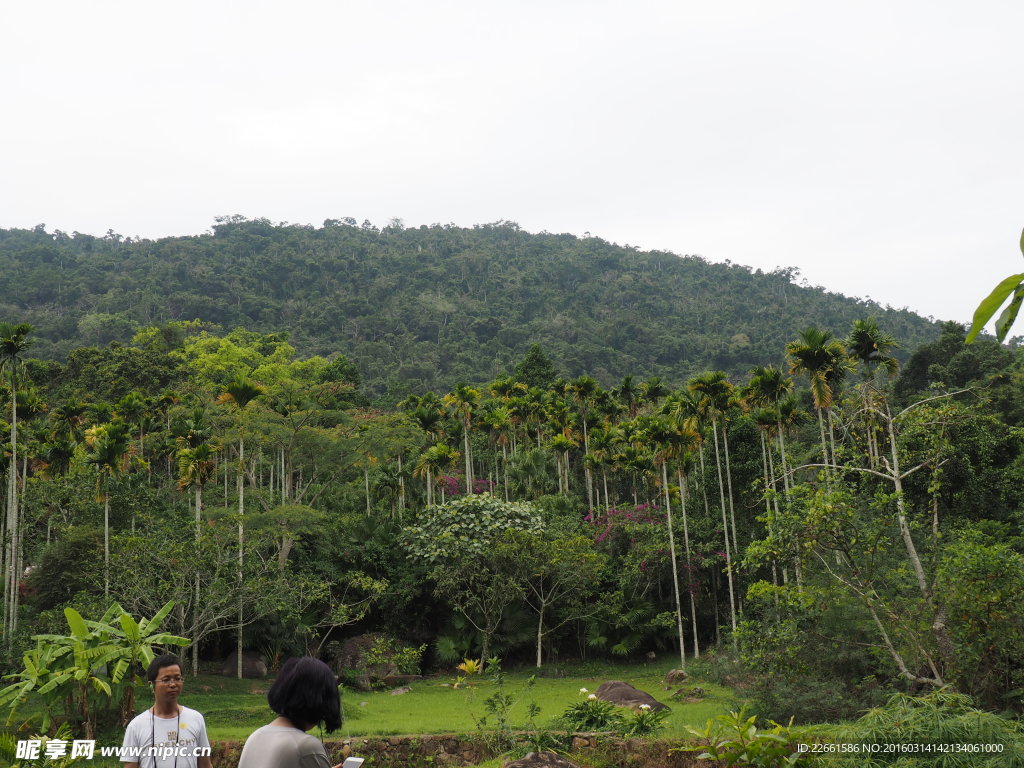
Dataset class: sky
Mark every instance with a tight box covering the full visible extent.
[2,1,1023,327]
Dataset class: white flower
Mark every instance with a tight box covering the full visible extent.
[588,694,598,700]
[639,704,651,710]
[579,687,588,694]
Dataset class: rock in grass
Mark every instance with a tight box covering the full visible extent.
[664,668,688,686]
[220,650,267,678]
[594,681,669,711]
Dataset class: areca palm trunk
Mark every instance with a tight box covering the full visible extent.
[817,408,830,475]
[580,416,594,511]
[237,433,245,680]
[758,430,779,588]
[721,424,738,556]
[4,387,17,641]
[827,408,838,471]
[775,417,791,495]
[194,481,202,676]
[661,461,686,669]
[463,419,473,494]
[104,495,110,599]
[697,443,712,519]
[711,421,737,640]
[677,468,700,658]
[774,416,800,583]
[502,444,509,501]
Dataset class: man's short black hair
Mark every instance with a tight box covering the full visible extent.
[147,653,182,683]
[267,657,342,732]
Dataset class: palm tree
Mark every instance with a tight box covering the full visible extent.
[481,406,514,500]
[176,439,219,675]
[549,433,577,495]
[786,327,848,473]
[443,384,481,494]
[587,425,619,510]
[0,321,32,642]
[746,365,795,499]
[177,442,220,528]
[115,391,150,461]
[646,416,689,669]
[413,443,460,506]
[566,376,600,510]
[687,371,739,639]
[640,376,669,409]
[217,375,264,679]
[50,400,87,443]
[616,375,642,419]
[846,318,898,465]
[85,420,132,599]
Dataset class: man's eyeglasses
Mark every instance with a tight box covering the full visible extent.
[155,676,184,684]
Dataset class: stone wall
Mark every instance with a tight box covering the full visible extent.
[211,734,702,768]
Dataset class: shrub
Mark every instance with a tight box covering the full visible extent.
[557,696,624,732]
[619,705,670,737]
[676,705,810,767]
[820,689,1024,767]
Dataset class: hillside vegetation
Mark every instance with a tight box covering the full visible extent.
[0,218,939,398]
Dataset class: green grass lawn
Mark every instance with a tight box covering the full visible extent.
[156,658,740,741]
[3,658,742,759]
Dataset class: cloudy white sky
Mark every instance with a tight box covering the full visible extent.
[2,1,1022,326]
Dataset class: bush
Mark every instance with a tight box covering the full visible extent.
[557,696,624,732]
[619,705,670,737]
[676,706,810,767]
[820,690,1024,767]
[330,633,426,690]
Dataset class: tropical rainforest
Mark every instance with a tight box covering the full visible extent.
[1,219,1023,752]
[0,217,940,399]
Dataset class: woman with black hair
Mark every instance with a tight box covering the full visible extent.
[238,657,343,768]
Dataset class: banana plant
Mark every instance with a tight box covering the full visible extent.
[0,602,187,737]
[967,228,1024,343]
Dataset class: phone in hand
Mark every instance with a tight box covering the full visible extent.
[342,758,364,768]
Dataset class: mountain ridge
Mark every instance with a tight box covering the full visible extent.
[0,218,940,398]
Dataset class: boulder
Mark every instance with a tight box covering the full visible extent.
[594,681,669,711]
[664,668,688,686]
[330,633,399,691]
[220,650,268,679]
[389,686,412,696]
[668,685,705,702]
[505,752,581,768]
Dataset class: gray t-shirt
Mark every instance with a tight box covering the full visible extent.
[121,705,210,768]
[238,725,332,768]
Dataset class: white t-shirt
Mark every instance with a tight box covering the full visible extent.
[121,705,210,768]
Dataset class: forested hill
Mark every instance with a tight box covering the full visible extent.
[1,218,939,398]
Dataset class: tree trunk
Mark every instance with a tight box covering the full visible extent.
[463,419,474,494]
[662,462,686,670]
[721,425,739,557]
[677,468,700,658]
[535,606,544,668]
[711,422,737,639]
[237,435,245,680]
[104,495,110,599]
[4,385,17,641]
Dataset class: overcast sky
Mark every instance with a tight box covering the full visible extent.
[3,1,1022,327]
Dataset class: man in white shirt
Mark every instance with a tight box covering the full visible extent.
[121,654,213,768]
